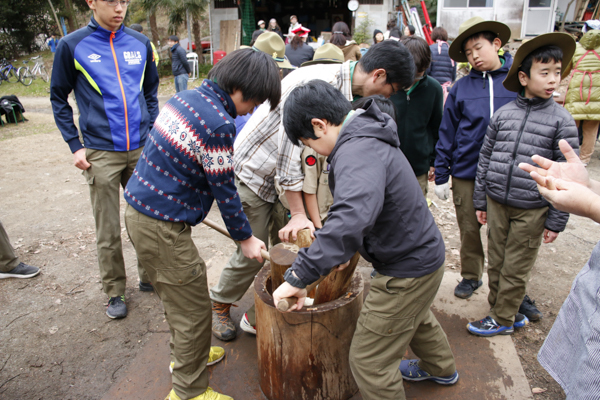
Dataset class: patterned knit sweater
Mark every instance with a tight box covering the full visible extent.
[124,80,253,241]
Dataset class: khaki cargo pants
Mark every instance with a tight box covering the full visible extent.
[0,220,20,272]
[83,148,149,297]
[125,205,211,399]
[486,197,547,326]
[452,177,485,282]
[209,177,288,325]
[349,265,456,400]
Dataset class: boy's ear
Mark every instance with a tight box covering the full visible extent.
[492,37,502,52]
[372,68,386,83]
[518,70,529,87]
[311,118,328,135]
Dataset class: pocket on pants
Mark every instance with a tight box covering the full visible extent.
[453,195,462,206]
[362,312,414,337]
[127,219,159,260]
[82,167,94,185]
[156,263,202,286]
[172,223,199,267]
[528,236,542,249]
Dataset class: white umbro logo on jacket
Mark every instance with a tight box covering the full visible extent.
[88,54,101,63]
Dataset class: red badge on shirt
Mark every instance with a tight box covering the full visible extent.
[305,155,317,166]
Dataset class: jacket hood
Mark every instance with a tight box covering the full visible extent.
[330,99,399,160]
[468,52,513,78]
[580,30,600,50]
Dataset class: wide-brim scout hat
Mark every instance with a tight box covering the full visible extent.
[292,25,311,38]
[503,32,576,92]
[301,43,344,67]
[448,16,511,63]
[243,31,295,69]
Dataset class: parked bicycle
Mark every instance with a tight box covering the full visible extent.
[0,59,20,85]
[18,56,49,86]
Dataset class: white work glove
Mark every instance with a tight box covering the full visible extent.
[435,182,450,200]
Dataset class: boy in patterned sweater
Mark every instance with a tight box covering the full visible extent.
[123,49,281,400]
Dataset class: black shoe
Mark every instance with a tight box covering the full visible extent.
[454,278,483,299]
[139,281,154,292]
[519,295,543,321]
[0,262,40,279]
[106,295,127,319]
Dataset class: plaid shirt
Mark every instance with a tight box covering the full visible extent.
[233,61,353,203]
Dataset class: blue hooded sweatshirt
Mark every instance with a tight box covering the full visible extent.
[435,53,517,184]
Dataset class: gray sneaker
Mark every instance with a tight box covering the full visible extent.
[106,295,127,319]
[212,302,236,341]
[0,262,40,279]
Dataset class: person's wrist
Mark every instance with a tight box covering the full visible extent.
[283,268,306,288]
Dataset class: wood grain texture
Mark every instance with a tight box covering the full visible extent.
[270,242,300,290]
[255,264,363,400]
[314,252,361,305]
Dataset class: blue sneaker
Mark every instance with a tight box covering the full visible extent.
[467,316,513,336]
[399,359,459,385]
[513,313,529,329]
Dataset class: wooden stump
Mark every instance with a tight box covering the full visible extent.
[255,263,364,400]
[288,228,313,249]
[314,252,361,305]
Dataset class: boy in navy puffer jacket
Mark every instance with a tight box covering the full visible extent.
[434,17,516,301]
[468,33,579,337]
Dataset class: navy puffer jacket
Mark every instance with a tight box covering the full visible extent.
[473,95,579,232]
[427,41,456,85]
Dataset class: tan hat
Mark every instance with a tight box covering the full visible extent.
[503,32,576,93]
[448,16,511,62]
[301,43,344,67]
[251,31,295,69]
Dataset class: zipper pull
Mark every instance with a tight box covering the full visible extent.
[407,94,410,102]
[483,71,487,89]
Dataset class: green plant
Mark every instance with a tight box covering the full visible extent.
[353,16,375,45]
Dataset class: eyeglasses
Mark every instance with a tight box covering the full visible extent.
[100,0,130,7]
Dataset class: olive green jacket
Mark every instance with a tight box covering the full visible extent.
[565,30,600,120]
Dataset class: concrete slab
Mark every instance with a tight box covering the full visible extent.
[103,268,533,400]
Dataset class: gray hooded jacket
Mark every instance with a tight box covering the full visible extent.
[291,100,445,285]
[473,95,579,232]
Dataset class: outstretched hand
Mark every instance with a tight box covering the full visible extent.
[518,140,589,189]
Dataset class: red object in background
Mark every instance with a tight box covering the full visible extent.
[213,50,227,64]
[584,10,593,20]
[186,37,212,52]
[421,0,434,45]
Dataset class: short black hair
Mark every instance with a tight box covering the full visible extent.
[208,48,281,111]
[387,20,396,30]
[401,36,431,73]
[461,31,497,53]
[352,95,396,122]
[518,45,563,79]
[389,27,402,39]
[357,40,415,89]
[283,79,352,146]
[169,35,179,42]
[406,25,415,35]
[130,23,143,33]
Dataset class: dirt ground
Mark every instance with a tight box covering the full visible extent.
[0,96,598,399]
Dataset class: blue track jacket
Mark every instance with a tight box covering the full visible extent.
[435,54,516,184]
[51,17,159,154]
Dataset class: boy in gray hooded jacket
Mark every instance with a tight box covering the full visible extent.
[470,33,579,337]
[272,80,458,400]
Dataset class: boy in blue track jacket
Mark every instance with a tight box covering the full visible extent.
[434,17,516,300]
[273,80,458,400]
[50,0,159,319]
